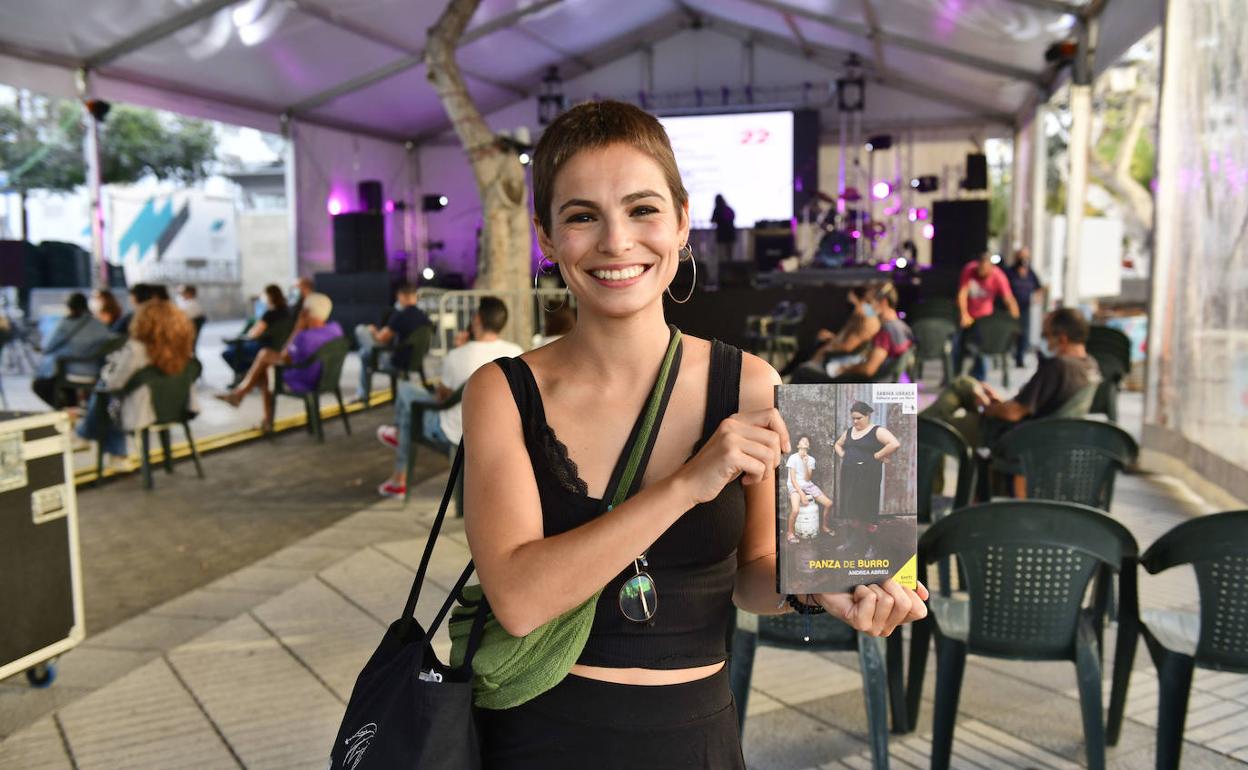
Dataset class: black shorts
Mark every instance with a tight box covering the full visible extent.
[476,665,745,769]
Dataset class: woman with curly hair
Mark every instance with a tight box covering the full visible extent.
[76,298,198,463]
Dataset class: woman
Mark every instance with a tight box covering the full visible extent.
[91,289,123,329]
[785,436,835,542]
[222,284,289,384]
[459,100,927,767]
[781,284,878,379]
[834,402,901,541]
[76,299,196,462]
[31,292,113,408]
[216,293,343,432]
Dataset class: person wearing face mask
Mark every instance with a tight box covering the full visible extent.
[811,282,913,383]
[222,284,291,387]
[353,283,432,402]
[1006,247,1045,366]
[919,307,1101,449]
[779,284,879,379]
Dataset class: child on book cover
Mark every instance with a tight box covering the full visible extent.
[784,436,835,543]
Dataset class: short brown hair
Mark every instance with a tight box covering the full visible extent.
[1045,308,1089,344]
[532,100,688,236]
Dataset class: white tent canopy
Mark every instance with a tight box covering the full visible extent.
[0,0,1159,142]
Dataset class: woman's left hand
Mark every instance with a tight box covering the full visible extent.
[814,580,929,637]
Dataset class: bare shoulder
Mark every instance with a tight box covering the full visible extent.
[739,350,781,412]
[462,361,518,426]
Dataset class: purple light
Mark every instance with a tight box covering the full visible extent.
[850,229,863,239]
[922,223,935,240]
[384,199,396,213]
[907,208,919,223]
[917,207,929,221]
[872,181,891,200]
[876,263,894,272]
[327,196,344,216]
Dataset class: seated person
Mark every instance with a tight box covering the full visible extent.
[800,283,912,383]
[32,292,114,408]
[75,298,197,465]
[785,285,880,379]
[222,284,291,386]
[177,284,206,322]
[216,293,343,432]
[91,289,123,329]
[920,307,1102,450]
[354,282,432,401]
[531,303,576,348]
[111,283,162,335]
[375,296,522,498]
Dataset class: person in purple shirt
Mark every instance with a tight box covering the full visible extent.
[216,292,343,431]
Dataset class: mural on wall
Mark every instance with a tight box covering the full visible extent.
[110,191,239,285]
[1150,0,1248,471]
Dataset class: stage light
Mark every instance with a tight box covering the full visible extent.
[518,152,531,166]
[423,195,449,212]
[922,223,935,240]
[910,175,939,193]
[895,257,909,269]
[850,229,862,239]
[872,181,892,200]
[917,207,929,221]
[383,199,396,214]
[422,267,436,280]
[991,253,1002,264]
[865,134,893,152]
[907,208,919,223]
[327,196,344,216]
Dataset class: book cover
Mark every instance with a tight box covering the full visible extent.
[775,383,919,595]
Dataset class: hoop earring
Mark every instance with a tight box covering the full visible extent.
[666,245,696,304]
[534,257,568,312]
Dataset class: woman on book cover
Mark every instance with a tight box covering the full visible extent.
[785,436,835,543]
[835,402,901,541]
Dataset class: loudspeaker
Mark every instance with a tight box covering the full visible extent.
[719,261,755,289]
[931,200,988,270]
[963,153,988,190]
[358,180,383,213]
[332,213,385,273]
[752,228,794,273]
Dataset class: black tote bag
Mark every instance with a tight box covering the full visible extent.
[328,446,487,769]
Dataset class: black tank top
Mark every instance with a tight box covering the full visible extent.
[843,424,884,463]
[495,340,746,669]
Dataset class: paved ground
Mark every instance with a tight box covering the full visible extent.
[2,351,1245,768]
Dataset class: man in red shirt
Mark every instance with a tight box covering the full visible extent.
[956,251,1019,379]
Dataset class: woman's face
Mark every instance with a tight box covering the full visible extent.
[851,411,870,428]
[797,437,810,453]
[536,143,690,319]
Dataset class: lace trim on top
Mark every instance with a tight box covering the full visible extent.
[537,422,590,497]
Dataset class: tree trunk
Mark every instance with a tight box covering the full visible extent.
[425,0,533,346]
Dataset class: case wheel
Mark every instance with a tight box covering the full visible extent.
[26,662,57,688]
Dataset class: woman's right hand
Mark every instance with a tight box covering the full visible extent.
[674,408,789,506]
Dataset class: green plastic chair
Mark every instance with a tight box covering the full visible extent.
[909,317,956,385]
[269,336,351,442]
[1132,510,1248,769]
[917,417,976,593]
[964,312,1018,388]
[906,298,959,326]
[364,324,434,400]
[403,384,466,505]
[994,417,1138,512]
[1087,329,1130,422]
[107,358,205,490]
[731,611,898,769]
[904,501,1140,770]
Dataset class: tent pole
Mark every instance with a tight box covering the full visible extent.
[78,69,108,290]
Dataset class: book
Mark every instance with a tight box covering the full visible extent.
[775,383,919,595]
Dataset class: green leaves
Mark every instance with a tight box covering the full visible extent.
[0,94,216,192]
